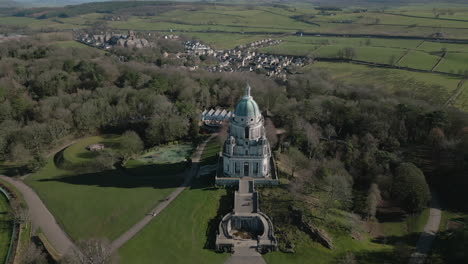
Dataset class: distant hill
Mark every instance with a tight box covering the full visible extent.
[0,0,20,8]
[11,0,110,7]
[305,0,468,6]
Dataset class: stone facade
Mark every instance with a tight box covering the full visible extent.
[222,84,272,179]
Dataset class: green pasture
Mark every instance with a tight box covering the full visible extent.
[260,42,320,56]
[418,41,468,53]
[398,50,440,70]
[0,16,45,26]
[436,52,468,74]
[0,192,12,264]
[118,139,227,264]
[184,32,271,50]
[307,62,461,105]
[452,81,468,111]
[25,135,184,241]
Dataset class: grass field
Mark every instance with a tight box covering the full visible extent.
[451,81,468,111]
[118,139,228,264]
[183,32,271,50]
[264,232,391,264]
[379,209,429,239]
[398,50,440,70]
[436,52,468,74]
[0,192,12,264]
[25,135,184,241]
[307,61,461,104]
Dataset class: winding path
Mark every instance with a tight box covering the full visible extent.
[108,134,216,252]
[0,175,76,256]
[0,134,216,258]
[409,193,442,264]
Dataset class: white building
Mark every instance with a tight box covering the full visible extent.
[222,84,272,179]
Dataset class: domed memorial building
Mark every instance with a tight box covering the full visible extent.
[216,84,278,186]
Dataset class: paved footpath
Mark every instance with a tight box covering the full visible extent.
[0,175,76,256]
[108,134,217,252]
[409,193,442,264]
[225,246,266,264]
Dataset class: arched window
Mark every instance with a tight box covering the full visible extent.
[245,150,249,155]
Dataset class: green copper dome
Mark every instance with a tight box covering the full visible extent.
[234,84,261,117]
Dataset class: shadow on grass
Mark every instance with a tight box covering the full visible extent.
[376,209,406,223]
[76,151,99,160]
[38,164,187,189]
[372,232,421,246]
[0,164,29,176]
[353,249,397,263]
[204,187,234,250]
[123,162,188,177]
[431,229,468,263]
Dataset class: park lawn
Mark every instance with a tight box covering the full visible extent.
[0,192,12,264]
[118,179,228,264]
[62,135,122,164]
[118,139,227,264]
[307,61,461,105]
[25,135,184,241]
[436,52,468,74]
[398,50,440,70]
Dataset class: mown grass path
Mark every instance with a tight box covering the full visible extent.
[108,134,217,253]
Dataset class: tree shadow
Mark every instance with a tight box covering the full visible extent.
[122,161,188,178]
[372,232,421,246]
[38,164,186,189]
[376,208,407,223]
[76,151,99,160]
[353,249,399,263]
[204,188,234,250]
[0,164,29,176]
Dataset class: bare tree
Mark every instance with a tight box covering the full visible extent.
[264,118,278,149]
[282,147,308,178]
[304,122,321,159]
[321,173,352,216]
[366,183,382,220]
[9,199,29,225]
[19,243,47,264]
[63,238,118,264]
[324,124,336,141]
